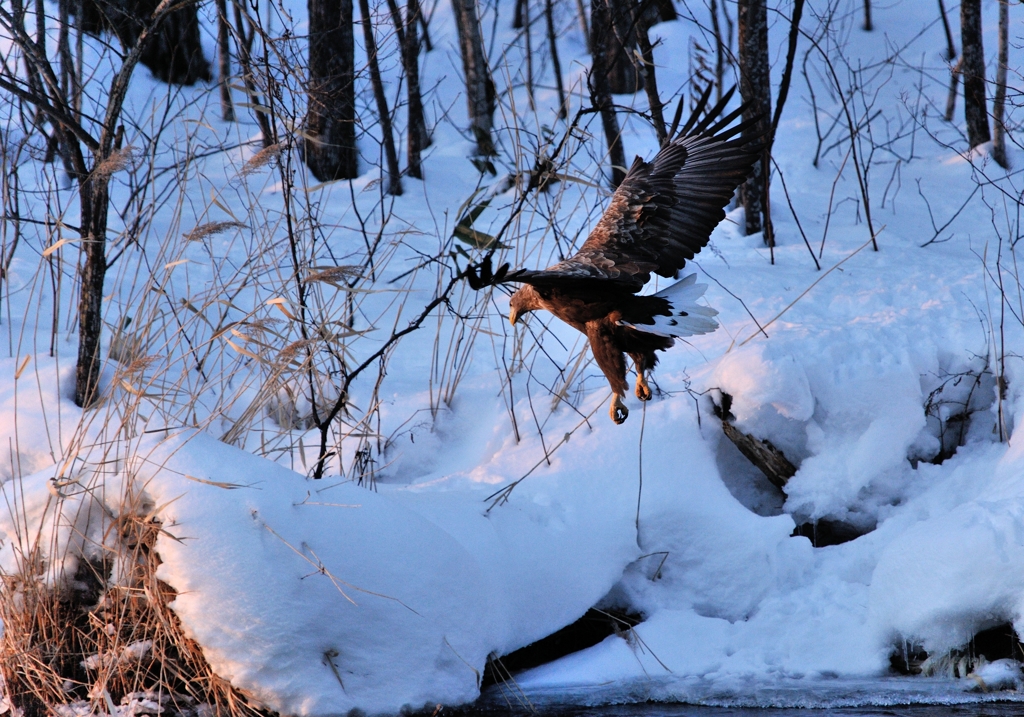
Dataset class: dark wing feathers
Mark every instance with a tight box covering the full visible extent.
[506,87,764,293]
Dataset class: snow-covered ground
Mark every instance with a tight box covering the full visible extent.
[2,0,1024,714]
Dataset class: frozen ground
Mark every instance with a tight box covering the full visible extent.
[2,0,1024,714]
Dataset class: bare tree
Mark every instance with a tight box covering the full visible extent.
[358,0,402,194]
[72,0,210,84]
[138,0,210,84]
[404,0,431,175]
[938,0,956,60]
[452,0,496,156]
[513,0,526,29]
[228,0,274,146]
[992,0,1009,168]
[522,0,536,109]
[737,0,771,240]
[710,0,726,101]
[0,0,188,406]
[574,0,591,51]
[216,0,235,121]
[772,0,804,140]
[590,0,627,185]
[384,0,430,177]
[939,0,959,123]
[302,0,358,181]
[960,0,990,149]
[636,18,666,145]
[596,0,642,94]
[545,0,568,119]
[651,0,676,24]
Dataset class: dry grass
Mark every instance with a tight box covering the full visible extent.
[183,222,248,243]
[237,144,284,178]
[0,499,269,717]
[91,147,138,182]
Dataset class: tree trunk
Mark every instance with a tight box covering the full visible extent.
[710,0,725,102]
[595,0,642,94]
[418,7,433,51]
[945,56,961,123]
[216,0,235,121]
[545,0,567,119]
[451,0,496,155]
[939,0,959,122]
[771,0,804,138]
[405,0,430,177]
[960,0,990,149]
[523,0,536,110]
[302,0,358,181]
[70,0,211,85]
[358,0,403,194]
[652,0,676,24]
[590,0,627,186]
[384,0,430,175]
[232,0,275,146]
[139,0,211,84]
[7,0,176,406]
[574,0,591,52]
[938,0,956,60]
[738,0,771,239]
[75,173,109,407]
[992,0,1009,168]
[636,21,666,145]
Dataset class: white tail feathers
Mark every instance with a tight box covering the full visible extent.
[620,273,719,338]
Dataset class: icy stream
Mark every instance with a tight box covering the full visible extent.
[464,704,1024,717]
[474,676,1024,713]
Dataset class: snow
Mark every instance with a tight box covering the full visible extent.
[971,659,1024,692]
[2,0,1024,714]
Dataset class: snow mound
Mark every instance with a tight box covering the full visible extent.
[1,430,641,715]
[970,659,1023,692]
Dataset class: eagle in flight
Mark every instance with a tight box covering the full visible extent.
[467,86,763,424]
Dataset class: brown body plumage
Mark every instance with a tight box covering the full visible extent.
[469,86,764,423]
[509,285,674,421]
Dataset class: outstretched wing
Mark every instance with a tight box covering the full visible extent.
[513,86,764,293]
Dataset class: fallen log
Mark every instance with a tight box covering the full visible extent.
[714,392,797,490]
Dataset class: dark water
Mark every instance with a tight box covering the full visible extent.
[459,703,1024,717]
[459,675,1024,717]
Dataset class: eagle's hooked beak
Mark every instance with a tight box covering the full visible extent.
[509,307,520,326]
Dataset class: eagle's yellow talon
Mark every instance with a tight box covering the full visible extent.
[610,395,629,424]
[636,375,652,401]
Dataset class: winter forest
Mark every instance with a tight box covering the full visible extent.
[0,0,1023,713]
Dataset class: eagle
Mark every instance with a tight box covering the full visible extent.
[467,86,764,424]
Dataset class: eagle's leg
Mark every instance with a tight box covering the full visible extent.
[610,394,629,424]
[636,374,652,401]
[587,320,631,424]
[630,353,652,401]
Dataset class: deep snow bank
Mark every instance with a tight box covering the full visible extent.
[0,426,642,715]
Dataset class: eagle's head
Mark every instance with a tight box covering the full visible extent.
[509,285,543,325]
